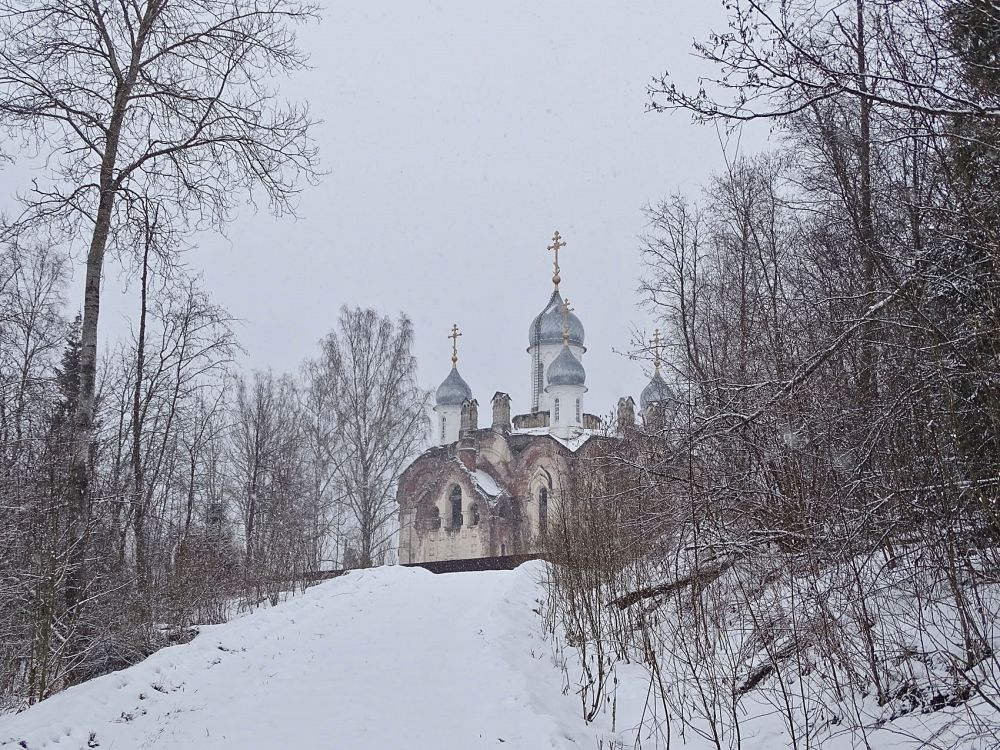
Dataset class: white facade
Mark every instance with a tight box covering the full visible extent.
[433,403,462,446]
[545,382,587,439]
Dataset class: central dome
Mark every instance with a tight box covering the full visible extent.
[528,290,585,349]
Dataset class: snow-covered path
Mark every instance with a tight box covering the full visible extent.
[1,564,597,750]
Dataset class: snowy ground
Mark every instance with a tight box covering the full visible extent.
[5,561,996,750]
[0,563,599,750]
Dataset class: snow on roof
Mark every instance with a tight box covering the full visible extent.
[510,426,599,453]
[472,469,504,498]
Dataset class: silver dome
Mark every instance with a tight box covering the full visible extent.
[546,346,586,387]
[640,372,675,410]
[528,290,585,349]
[435,367,472,406]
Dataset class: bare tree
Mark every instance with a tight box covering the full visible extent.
[229,369,310,604]
[310,307,430,568]
[0,0,319,619]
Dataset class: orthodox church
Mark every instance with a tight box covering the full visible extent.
[396,232,677,565]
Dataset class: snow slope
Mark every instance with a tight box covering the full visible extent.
[0,563,598,750]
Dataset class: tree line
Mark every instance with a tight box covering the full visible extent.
[0,249,427,707]
[0,1,428,710]
[545,1,1000,747]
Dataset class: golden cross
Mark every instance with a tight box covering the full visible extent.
[562,297,573,346]
[650,328,662,373]
[449,323,462,367]
[547,230,567,289]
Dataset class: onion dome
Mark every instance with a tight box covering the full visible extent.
[546,346,586,387]
[435,367,472,406]
[640,371,675,411]
[528,290,585,349]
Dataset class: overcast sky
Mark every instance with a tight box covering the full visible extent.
[64,1,768,419]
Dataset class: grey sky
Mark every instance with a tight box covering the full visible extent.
[67,1,764,419]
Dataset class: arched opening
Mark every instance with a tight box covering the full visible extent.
[538,487,548,535]
[449,486,463,529]
[440,415,447,441]
[575,398,581,423]
[554,398,561,423]
[469,502,480,526]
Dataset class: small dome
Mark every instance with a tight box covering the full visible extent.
[528,290,585,349]
[546,346,586,387]
[640,372,675,410]
[436,367,472,406]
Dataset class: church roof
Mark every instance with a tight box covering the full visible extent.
[640,371,675,410]
[546,345,586,387]
[510,426,597,453]
[528,290,585,349]
[435,367,472,406]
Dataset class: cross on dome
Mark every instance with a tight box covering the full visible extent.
[547,230,567,289]
[449,323,462,367]
[562,297,574,346]
[650,328,662,373]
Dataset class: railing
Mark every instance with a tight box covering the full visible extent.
[305,553,548,580]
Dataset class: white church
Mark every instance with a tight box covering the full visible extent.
[396,231,677,565]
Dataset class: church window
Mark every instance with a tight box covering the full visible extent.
[538,487,548,535]
[575,398,581,423]
[441,415,447,440]
[554,398,560,423]
[470,503,480,526]
[449,486,463,529]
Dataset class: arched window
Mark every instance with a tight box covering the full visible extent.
[470,503,480,526]
[554,398,560,423]
[449,486,463,529]
[440,415,447,440]
[538,487,548,535]
[575,398,581,423]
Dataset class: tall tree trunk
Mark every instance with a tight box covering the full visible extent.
[64,188,115,617]
[64,80,134,616]
[131,233,151,603]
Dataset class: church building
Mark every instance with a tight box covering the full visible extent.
[396,232,676,565]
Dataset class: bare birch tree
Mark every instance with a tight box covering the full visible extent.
[311,307,430,568]
[0,0,319,620]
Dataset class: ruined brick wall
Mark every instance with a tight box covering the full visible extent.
[397,429,581,563]
[512,411,549,429]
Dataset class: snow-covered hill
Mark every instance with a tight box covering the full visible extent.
[5,561,996,750]
[0,563,596,750]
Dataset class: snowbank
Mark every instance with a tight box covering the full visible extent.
[0,562,597,750]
